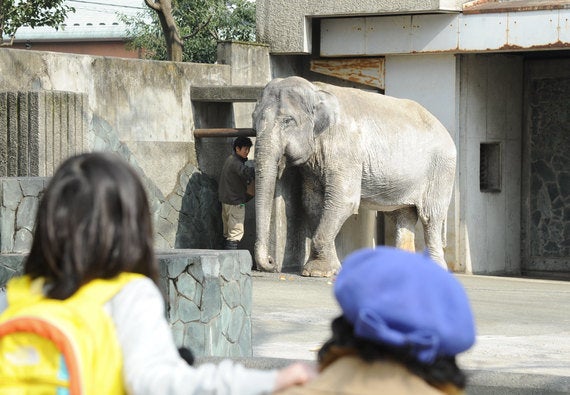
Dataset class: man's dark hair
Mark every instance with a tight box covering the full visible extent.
[233,136,253,151]
[318,316,468,391]
[24,152,158,300]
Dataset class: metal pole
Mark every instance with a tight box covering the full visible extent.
[194,128,256,138]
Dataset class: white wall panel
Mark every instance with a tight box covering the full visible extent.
[411,14,459,52]
[508,10,558,47]
[365,16,412,55]
[322,10,570,56]
[460,13,507,51]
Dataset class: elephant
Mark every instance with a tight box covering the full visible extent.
[252,76,456,277]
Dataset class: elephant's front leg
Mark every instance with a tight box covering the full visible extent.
[302,178,360,277]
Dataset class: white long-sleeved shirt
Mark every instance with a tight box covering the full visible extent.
[0,278,277,395]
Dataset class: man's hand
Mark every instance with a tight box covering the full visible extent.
[274,362,318,392]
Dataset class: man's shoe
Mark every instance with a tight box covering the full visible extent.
[224,240,238,250]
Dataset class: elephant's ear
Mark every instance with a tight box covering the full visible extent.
[314,90,339,136]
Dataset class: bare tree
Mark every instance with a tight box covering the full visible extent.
[144,0,183,61]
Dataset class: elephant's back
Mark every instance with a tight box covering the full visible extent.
[314,82,456,170]
[319,83,449,135]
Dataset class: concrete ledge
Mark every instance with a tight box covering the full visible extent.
[190,85,264,102]
[195,356,570,395]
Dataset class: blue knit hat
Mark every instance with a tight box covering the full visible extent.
[334,247,476,363]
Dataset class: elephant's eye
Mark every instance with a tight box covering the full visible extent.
[282,116,296,127]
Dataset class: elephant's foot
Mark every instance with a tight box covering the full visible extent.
[301,258,340,278]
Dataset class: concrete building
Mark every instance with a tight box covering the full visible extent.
[256,0,570,278]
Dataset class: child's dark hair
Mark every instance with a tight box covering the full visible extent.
[318,316,468,392]
[178,347,195,366]
[24,152,158,300]
[233,136,253,151]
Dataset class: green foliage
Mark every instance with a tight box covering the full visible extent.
[122,0,255,63]
[0,0,74,45]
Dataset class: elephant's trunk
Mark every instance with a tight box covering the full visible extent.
[254,133,281,272]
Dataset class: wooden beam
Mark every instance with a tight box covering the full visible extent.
[310,58,385,90]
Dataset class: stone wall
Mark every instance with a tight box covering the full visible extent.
[0,250,253,357]
[523,59,570,275]
[158,250,253,357]
[0,178,47,254]
[529,78,569,261]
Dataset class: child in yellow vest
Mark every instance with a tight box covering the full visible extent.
[0,152,314,394]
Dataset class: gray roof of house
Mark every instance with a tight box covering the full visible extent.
[13,0,148,42]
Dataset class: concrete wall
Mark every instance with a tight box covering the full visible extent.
[256,0,468,54]
[458,54,523,275]
[0,47,230,195]
[0,44,270,254]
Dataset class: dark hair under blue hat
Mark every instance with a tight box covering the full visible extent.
[334,247,476,364]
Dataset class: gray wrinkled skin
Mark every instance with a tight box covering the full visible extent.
[253,77,456,277]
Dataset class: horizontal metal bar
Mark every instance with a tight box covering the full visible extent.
[194,128,256,138]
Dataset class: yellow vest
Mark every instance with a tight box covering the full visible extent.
[0,273,143,395]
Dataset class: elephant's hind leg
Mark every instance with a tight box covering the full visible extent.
[387,207,418,252]
[420,215,448,270]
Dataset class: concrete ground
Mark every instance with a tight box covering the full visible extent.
[250,271,570,394]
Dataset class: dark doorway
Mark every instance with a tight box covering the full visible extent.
[522,58,570,279]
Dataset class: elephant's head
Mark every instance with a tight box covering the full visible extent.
[252,77,339,272]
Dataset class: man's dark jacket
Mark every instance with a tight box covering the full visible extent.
[218,153,255,205]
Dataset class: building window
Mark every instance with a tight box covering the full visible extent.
[480,142,501,192]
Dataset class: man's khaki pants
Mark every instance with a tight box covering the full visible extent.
[222,203,245,242]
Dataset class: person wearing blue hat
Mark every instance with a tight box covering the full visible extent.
[277,246,476,395]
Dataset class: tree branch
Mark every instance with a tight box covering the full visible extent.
[144,0,161,12]
[0,35,16,46]
[181,14,213,40]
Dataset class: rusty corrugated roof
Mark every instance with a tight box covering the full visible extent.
[463,0,570,14]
